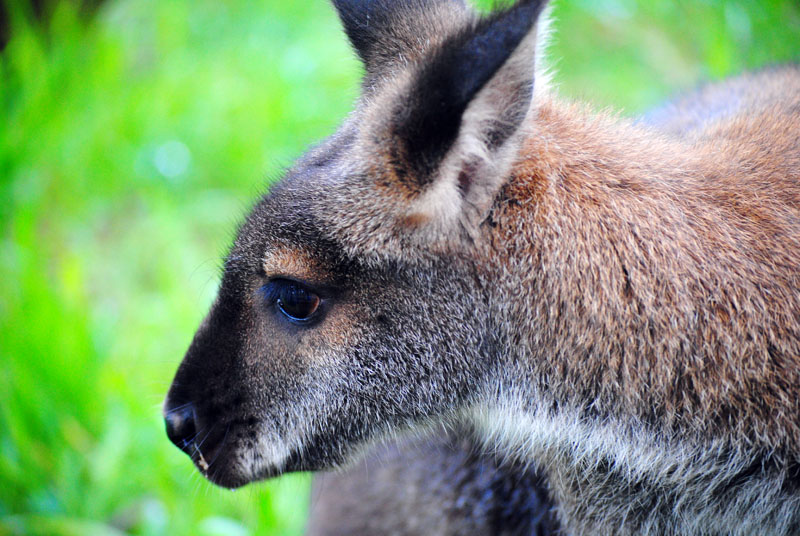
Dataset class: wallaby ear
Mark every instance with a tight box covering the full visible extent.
[380,0,549,234]
[332,0,469,80]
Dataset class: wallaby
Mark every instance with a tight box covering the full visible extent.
[163,0,800,533]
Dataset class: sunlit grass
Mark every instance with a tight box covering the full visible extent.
[1,0,798,534]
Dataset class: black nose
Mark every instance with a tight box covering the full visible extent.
[164,402,197,453]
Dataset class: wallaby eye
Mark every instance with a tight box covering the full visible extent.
[263,279,321,323]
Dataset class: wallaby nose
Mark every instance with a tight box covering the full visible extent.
[164,402,197,453]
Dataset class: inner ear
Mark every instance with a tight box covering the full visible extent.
[394,0,544,184]
[372,0,547,233]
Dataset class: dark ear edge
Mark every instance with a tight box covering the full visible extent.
[390,0,548,186]
[332,0,468,78]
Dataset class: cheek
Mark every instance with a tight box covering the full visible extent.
[292,302,367,367]
[243,299,366,378]
[307,302,366,365]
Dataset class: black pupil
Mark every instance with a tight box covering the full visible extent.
[277,283,319,320]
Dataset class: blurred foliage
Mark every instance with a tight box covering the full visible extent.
[0,0,798,534]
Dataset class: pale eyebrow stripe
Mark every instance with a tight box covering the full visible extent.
[262,247,328,283]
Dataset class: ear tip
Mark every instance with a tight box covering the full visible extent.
[502,0,550,22]
[332,0,472,72]
[514,0,550,8]
[487,0,549,29]
[472,0,548,58]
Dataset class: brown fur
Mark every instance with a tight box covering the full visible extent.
[164,1,800,533]
[495,88,800,449]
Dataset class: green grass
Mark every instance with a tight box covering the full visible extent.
[1,0,798,534]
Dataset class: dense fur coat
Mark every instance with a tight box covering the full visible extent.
[164,0,800,534]
[308,65,800,535]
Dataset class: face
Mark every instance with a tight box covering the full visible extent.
[163,151,492,488]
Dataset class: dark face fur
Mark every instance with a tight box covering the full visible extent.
[164,0,547,488]
[165,179,491,487]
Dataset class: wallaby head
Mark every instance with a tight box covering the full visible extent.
[164,0,800,532]
[164,0,551,489]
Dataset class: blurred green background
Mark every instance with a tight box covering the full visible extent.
[0,0,798,534]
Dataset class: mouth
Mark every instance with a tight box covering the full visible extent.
[187,438,253,489]
[165,421,246,489]
[202,442,339,488]
[184,428,303,489]
[165,400,349,488]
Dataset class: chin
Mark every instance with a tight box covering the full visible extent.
[185,440,261,489]
[196,430,357,488]
[198,444,307,488]
[203,466,254,490]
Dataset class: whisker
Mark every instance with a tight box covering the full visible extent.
[195,424,216,451]
[163,401,194,416]
[207,423,232,470]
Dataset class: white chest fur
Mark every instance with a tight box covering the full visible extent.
[469,397,800,535]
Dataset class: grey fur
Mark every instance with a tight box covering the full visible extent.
[307,427,556,536]
[164,1,800,534]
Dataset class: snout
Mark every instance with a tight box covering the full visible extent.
[163,394,248,487]
[164,401,197,454]
[163,398,218,476]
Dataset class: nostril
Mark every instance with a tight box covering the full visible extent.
[164,403,197,454]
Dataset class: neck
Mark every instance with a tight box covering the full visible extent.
[467,384,800,535]
[477,96,800,454]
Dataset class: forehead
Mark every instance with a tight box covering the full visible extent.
[229,190,339,279]
[227,129,361,279]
